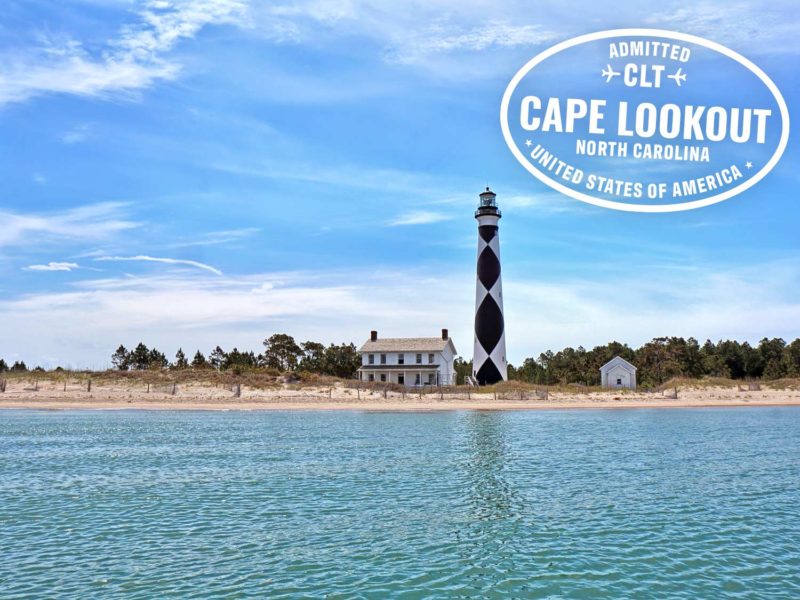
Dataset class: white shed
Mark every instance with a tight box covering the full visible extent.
[600,356,637,389]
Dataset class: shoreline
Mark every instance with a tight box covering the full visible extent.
[3,398,800,412]
[2,380,800,413]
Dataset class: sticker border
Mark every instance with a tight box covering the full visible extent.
[500,28,790,213]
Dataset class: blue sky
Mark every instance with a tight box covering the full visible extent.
[1,0,799,368]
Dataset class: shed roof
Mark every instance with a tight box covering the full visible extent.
[599,356,637,372]
[359,337,455,354]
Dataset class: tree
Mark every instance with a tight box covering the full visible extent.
[471,336,800,385]
[130,343,151,370]
[786,339,800,377]
[10,361,27,372]
[0,359,7,373]
[298,341,326,373]
[700,339,730,378]
[174,348,189,369]
[741,342,765,378]
[223,348,257,371]
[323,343,360,378]
[148,348,169,370]
[209,346,226,370]
[454,356,473,384]
[111,345,130,370]
[760,338,787,380]
[716,340,746,378]
[262,334,302,371]
[191,350,208,369]
[635,337,684,385]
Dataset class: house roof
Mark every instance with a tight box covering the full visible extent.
[359,337,455,354]
[599,356,637,372]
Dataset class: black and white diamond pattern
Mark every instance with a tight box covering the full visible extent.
[473,223,507,385]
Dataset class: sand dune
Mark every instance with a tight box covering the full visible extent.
[1,378,799,411]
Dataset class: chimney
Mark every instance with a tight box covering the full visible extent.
[441,328,448,340]
[370,330,378,342]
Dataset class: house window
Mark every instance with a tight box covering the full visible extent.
[398,354,404,365]
[368,374,374,382]
[616,378,622,385]
[368,354,374,365]
[415,374,421,385]
[427,373,434,384]
[428,353,434,364]
[398,375,405,385]
[416,353,422,364]
[380,354,387,365]
[380,374,386,382]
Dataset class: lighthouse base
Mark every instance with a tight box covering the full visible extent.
[475,361,503,386]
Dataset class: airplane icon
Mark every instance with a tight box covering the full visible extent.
[668,67,687,86]
[601,64,620,83]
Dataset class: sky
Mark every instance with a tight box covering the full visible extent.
[1,0,799,369]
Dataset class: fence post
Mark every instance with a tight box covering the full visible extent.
[172,383,177,396]
[0,379,6,393]
[87,379,92,392]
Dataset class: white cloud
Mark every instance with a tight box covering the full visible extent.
[0,268,468,368]
[60,123,92,144]
[488,192,584,214]
[168,227,260,248]
[3,259,800,368]
[646,2,800,53]
[211,158,440,193]
[5,0,793,110]
[389,210,453,226]
[24,262,80,272]
[240,1,564,78]
[0,0,248,106]
[385,21,558,65]
[247,0,800,79]
[0,202,138,248]
[505,258,800,357]
[94,254,224,275]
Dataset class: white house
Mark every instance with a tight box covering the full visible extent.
[357,329,457,387]
[600,356,637,389]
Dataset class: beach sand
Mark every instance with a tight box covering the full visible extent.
[1,379,799,411]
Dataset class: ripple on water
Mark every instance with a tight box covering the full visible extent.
[0,408,799,598]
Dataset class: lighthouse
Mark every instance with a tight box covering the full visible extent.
[472,187,507,385]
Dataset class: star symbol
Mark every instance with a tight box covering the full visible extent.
[524,139,532,147]
[745,161,753,169]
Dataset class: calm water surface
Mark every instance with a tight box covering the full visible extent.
[1,408,799,598]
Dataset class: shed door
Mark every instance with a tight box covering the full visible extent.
[612,368,629,388]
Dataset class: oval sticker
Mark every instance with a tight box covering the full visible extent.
[500,29,790,212]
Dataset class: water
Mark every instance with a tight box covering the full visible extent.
[1,408,799,599]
